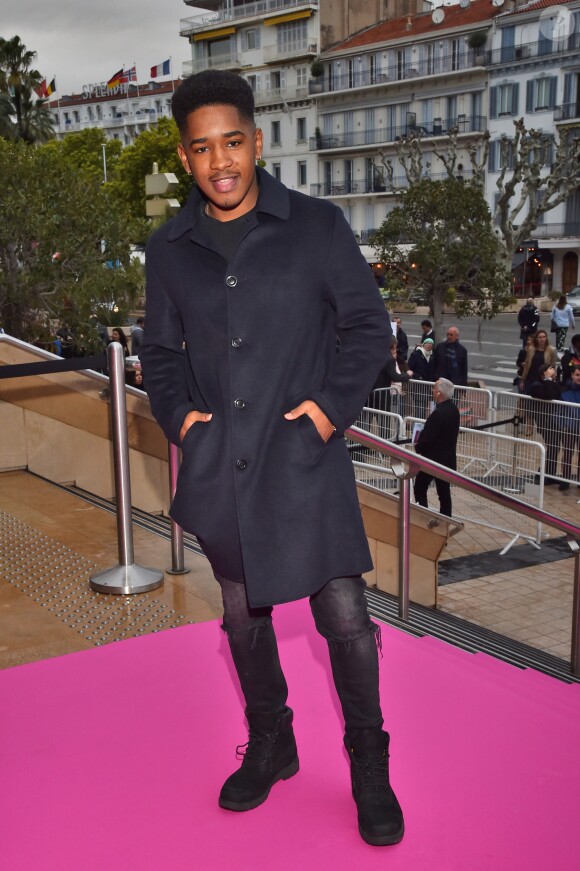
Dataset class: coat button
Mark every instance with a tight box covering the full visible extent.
[226,275,237,287]
[231,337,243,348]
[234,398,246,409]
[236,458,248,470]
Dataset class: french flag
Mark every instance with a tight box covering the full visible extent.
[150,59,171,78]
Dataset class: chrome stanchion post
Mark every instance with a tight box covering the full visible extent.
[570,540,580,677]
[398,476,411,622]
[392,458,417,622]
[166,442,190,575]
[90,342,164,595]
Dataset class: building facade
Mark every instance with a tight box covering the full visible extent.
[49,79,180,145]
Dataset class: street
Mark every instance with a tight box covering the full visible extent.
[394,311,546,391]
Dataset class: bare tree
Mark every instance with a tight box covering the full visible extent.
[376,119,580,266]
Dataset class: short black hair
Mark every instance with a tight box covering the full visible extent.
[172,70,255,134]
[421,319,432,328]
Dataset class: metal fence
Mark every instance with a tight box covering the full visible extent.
[369,381,494,428]
[494,390,580,488]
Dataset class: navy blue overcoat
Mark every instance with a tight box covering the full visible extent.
[141,169,391,607]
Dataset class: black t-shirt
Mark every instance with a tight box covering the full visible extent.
[201,203,256,263]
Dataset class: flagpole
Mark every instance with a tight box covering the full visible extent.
[170,57,174,93]
[134,61,140,98]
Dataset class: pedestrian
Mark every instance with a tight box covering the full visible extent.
[551,294,575,357]
[413,378,460,516]
[432,326,468,386]
[140,70,403,847]
[560,333,580,384]
[530,363,561,484]
[378,336,413,417]
[407,337,434,381]
[393,317,409,360]
[558,365,580,490]
[131,316,146,355]
[420,319,435,343]
[520,329,557,395]
[518,297,540,348]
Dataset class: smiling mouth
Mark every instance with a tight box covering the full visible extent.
[212,176,238,193]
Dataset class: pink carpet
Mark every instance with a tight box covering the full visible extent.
[2,599,580,870]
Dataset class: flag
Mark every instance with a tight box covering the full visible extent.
[34,79,48,99]
[46,78,56,96]
[107,68,123,89]
[123,65,137,82]
[150,59,170,78]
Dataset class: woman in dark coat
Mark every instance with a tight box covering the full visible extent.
[140,71,403,847]
[407,337,434,381]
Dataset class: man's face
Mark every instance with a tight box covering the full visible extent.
[572,368,580,386]
[447,328,459,343]
[177,104,263,222]
[421,324,430,335]
[432,381,440,402]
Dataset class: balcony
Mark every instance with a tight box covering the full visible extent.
[317,51,485,97]
[262,41,317,63]
[180,0,318,37]
[530,222,580,240]
[309,117,486,152]
[553,103,580,123]
[310,170,475,199]
[487,34,580,66]
[182,54,242,76]
[254,84,309,107]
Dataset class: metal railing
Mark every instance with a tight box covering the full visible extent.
[309,117,486,152]
[179,0,317,36]
[320,50,486,95]
[487,35,580,66]
[346,424,580,674]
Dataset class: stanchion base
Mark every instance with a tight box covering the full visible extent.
[166,567,191,576]
[89,564,164,595]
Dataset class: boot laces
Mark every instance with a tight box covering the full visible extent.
[236,729,276,765]
[353,753,389,794]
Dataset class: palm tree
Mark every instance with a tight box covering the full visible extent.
[0,35,54,143]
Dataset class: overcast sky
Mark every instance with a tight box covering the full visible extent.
[2,0,196,95]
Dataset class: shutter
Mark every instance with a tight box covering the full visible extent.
[490,86,497,118]
[526,80,534,112]
[488,140,496,172]
[548,77,557,109]
[512,83,519,116]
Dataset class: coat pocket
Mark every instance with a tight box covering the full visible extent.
[294,413,327,464]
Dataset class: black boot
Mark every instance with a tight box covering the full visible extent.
[219,706,299,811]
[345,728,404,846]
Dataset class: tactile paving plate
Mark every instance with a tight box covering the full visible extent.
[0,512,194,646]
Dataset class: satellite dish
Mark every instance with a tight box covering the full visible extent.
[492,0,505,7]
[432,7,445,24]
[459,0,471,8]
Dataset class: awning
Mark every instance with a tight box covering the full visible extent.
[265,10,313,26]
[193,27,236,42]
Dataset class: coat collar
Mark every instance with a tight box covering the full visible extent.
[166,167,290,243]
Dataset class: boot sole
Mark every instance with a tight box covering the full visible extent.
[359,821,405,847]
[218,757,300,812]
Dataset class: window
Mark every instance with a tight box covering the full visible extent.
[272,162,281,181]
[296,117,307,143]
[297,161,307,187]
[344,159,353,193]
[490,83,519,117]
[247,75,258,93]
[96,105,102,120]
[526,77,558,112]
[73,110,79,122]
[296,67,308,87]
[277,20,307,54]
[489,138,516,171]
[242,28,260,51]
[271,120,281,146]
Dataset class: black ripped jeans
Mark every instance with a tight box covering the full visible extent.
[218,575,383,735]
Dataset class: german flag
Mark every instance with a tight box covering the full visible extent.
[107,68,123,90]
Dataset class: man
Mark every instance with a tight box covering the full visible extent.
[140,71,403,847]
[420,319,435,343]
[413,378,460,516]
[131,316,145,355]
[561,333,580,385]
[559,365,580,491]
[394,316,408,360]
[432,326,468,386]
[518,297,540,348]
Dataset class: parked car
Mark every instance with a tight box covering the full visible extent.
[566,286,580,315]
